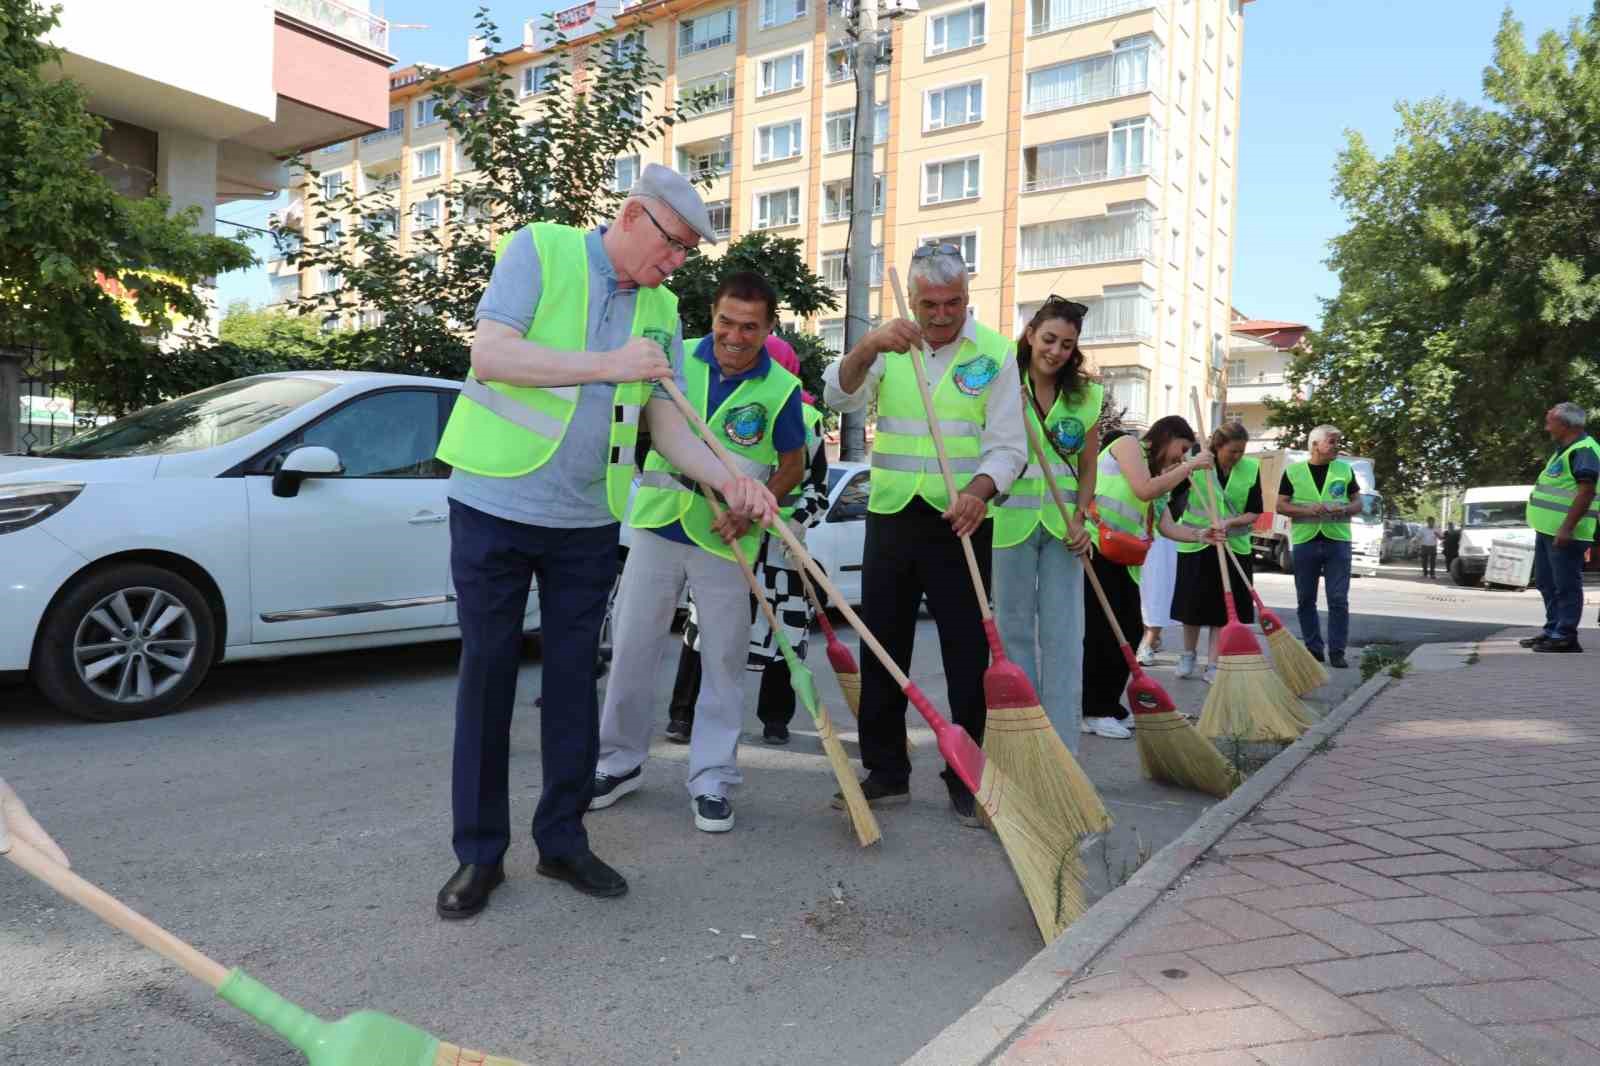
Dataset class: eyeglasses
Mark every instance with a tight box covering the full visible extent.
[913,242,965,262]
[638,202,697,257]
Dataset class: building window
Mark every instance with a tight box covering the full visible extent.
[412,197,441,231]
[603,32,646,64]
[1023,134,1106,192]
[679,9,735,55]
[756,120,803,163]
[414,96,441,127]
[320,173,344,200]
[1101,365,1150,419]
[761,0,808,28]
[759,50,806,96]
[1024,34,1158,114]
[826,34,890,83]
[677,137,733,179]
[928,3,985,55]
[923,156,980,205]
[678,70,735,113]
[521,63,557,96]
[1227,359,1247,386]
[613,155,641,193]
[827,104,890,150]
[454,142,476,173]
[1029,0,1153,37]
[819,319,845,355]
[821,175,885,222]
[1110,117,1158,178]
[365,210,397,237]
[321,269,343,294]
[321,218,343,244]
[362,108,404,144]
[414,146,441,180]
[321,313,340,334]
[360,309,385,330]
[706,199,732,239]
[269,274,299,305]
[925,81,983,131]
[754,188,801,229]
[920,232,979,274]
[820,250,846,290]
[1018,203,1153,270]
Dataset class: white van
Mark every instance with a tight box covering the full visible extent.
[1452,485,1533,586]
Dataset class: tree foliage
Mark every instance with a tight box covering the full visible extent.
[217,300,330,360]
[1267,4,1600,505]
[667,231,839,337]
[0,0,253,410]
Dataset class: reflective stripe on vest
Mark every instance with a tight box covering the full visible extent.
[1286,460,1354,544]
[992,378,1102,548]
[628,344,800,561]
[434,222,670,521]
[1178,455,1259,555]
[1530,436,1600,540]
[868,320,1009,515]
[1088,438,1154,582]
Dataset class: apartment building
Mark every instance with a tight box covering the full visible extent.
[287,0,1250,426]
[1223,312,1309,447]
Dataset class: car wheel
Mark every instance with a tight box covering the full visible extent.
[1275,541,1293,573]
[32,563,217,723]
[1449,559,1481,588]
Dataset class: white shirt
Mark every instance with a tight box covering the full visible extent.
[1418,527,1438,547]
[822,314,1027,494]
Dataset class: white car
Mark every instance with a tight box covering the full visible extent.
[0,371,539,722]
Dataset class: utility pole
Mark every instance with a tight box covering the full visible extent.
[839,0,879,462]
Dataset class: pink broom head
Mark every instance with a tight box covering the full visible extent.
[905,681,984,793]
[1216,598,1262,657]
[981,618,1043,710]
[1126,666,1179,716]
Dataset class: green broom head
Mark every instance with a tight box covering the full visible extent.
[773,630,824,726]
[220,969,437,1065]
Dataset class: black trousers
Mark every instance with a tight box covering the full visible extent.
[669,644,797,729]
[858,500,993,787]
[1420,546,1438,577]
[1082,552,1140,719]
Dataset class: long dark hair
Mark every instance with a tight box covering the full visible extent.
[1017,298,1088,404]
[1142,415,1197,476]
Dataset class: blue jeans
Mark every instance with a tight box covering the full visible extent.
[993,526,1086,754]
[1292,537,1351,657]
[1534,532,1587,641]
[449,500,619,865]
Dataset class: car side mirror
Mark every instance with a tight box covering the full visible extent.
[272,445,343,498]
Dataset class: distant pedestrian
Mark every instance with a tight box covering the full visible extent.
[1441,522,1461,574]
[1418,518,1439,578]
[1522,402,1599,654]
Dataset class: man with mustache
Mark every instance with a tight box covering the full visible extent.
[822,244,1026,824]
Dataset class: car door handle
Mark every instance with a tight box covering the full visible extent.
[408,511,447,525]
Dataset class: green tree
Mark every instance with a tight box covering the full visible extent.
[217,300,331,360]
[666,231,839,337]
[0,0,254,411]
[1268,4,1600,506]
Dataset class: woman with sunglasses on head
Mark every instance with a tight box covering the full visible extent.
[1081,415,1220,737]
[990,298,1102,751]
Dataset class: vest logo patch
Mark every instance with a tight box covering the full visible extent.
[1330,479,1347,499]
[723,402,769,447]
[1548,457,1566,478]
[953,356,999,397]
[1051,416,1086,454]
[641,327,673,353]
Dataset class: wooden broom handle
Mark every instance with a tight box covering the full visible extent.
[1225,545,1268,610]
[1189,392,1235,597]
[698,485,788,637]
[659,378,915,690]
[1017,384,1132,649]
[886,268,994,622]
[5,836,230,990]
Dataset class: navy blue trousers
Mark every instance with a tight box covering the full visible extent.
[1534,532,1588,641]
[449,499,618,865]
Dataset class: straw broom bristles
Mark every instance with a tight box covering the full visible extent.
[434,1044,527,1065]
[1225,548,1329,697]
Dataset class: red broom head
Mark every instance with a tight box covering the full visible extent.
[1258,606,1285,638]
[1126,666,1178,715]
[813,603,840,641]
[825,634,860,675]
[980,620,1041,710]
[1217,614,1262,657]
[904,682,984,793]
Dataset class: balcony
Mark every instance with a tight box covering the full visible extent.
[1028,0,1154,38]
[1025,75,1151,116]
[1225,374,1291,405]
[274,0,388,54]
[1023,160,1155,194]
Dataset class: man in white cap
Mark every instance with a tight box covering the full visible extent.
[433,165,776,918]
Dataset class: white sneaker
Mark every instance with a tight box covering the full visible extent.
[1175,651,1197,678]
[1085,716,1133,739]
[1136,643,1157,666]
[1080,717,1095,734]
[1202,665,1217,685]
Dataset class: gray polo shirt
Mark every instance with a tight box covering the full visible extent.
[448,225,685,528]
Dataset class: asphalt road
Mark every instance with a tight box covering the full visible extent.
[0,565,1542,1066]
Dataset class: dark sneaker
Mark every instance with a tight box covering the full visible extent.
[1309,647,1326,663]
[832,775,909,810]
[942,770,982,829]
[693,794,734,833]
[762,724,790,745]
[588,766,642,810]
[1533,638,1584,654]
[1329,653,1349,669]
[665,719,692,744]
[1519,635,1551,649]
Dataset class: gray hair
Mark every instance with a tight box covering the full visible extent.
[1308,424,1342,447]
[1553,402,1587,429]
[907,250,969,293]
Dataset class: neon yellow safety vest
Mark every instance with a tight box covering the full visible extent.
[992,378,1103,548]
[434,222,674,521]
[1529,435,1600,541]
[1285,460,1354,544]
[1178,456,1260,555]
[868,321,1011,514]
[1088,438,1157,584]
[628,343,800,561]
[778,403,824,520]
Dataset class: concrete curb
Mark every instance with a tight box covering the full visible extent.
[904,668,1396,1066]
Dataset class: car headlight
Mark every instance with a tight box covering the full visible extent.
[0,482,84,534]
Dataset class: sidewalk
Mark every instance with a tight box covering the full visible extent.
[985,631,1600,1065]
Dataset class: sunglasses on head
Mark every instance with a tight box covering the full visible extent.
[1040,294,1090,319]
[912,242,966,262]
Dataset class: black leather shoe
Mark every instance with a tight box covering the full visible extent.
[436,862,504,920]
[1329,652,1349,669]
[833,774,909,810]
[1309,647,1326,663]
[536,849,628,898]
[942,769,983,829]
[665,719,692,744]
[762,724,790,745]
[1519,635,1551,648]
[1533,638,1584,654]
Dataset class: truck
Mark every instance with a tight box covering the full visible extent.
[1451,485,1533,587]
[1246,449,1384,578]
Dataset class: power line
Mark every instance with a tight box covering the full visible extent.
[216,218,278,237]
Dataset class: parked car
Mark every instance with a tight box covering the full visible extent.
[1381,519,1414,562]
[0,372,539,722]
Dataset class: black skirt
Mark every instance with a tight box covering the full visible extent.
[1172,547,1255,627]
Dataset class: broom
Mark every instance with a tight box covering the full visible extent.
[888,271,1110,839]
[659,378,1084,943]
[1020,398,1239,799]
[4,831,527,1066]
[1189,395,1309,743]
[1224,548,1329,697]
[795,563,862,718]
[699,486,880,847]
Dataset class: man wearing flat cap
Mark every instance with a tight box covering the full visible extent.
[434,164,777,918]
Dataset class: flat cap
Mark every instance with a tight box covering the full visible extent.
[631,163,716,244]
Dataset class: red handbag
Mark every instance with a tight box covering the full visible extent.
[1090,499,1155,567]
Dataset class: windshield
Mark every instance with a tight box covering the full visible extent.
[1465,500,1528,528]
[1352,492,1383,522]
[36,378,336,460]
